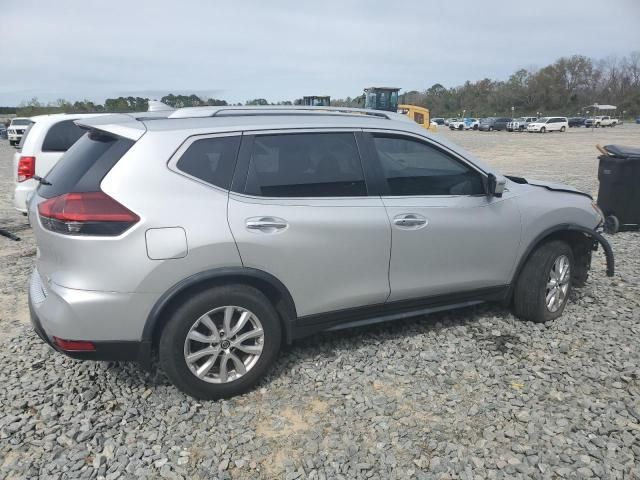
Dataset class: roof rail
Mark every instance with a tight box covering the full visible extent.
[167,105,394,120]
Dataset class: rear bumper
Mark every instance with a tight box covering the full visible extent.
[13,181,35,213]
[28,270,153,364]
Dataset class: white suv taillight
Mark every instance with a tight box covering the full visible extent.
[17,156,36,182]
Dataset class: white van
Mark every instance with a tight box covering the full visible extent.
[527,117,569,133]
[13,114,104,213]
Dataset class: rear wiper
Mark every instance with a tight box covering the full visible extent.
[33,175,52,186]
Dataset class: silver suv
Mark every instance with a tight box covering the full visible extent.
[28,107,614,399]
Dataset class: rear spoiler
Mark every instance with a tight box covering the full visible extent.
[74,113,147,141]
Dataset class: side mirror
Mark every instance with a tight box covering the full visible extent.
[487,173,506,198]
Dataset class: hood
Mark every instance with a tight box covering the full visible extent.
[506,176,592,199]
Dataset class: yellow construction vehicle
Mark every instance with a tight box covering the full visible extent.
[362,87,433,130]
[398,104,432,131]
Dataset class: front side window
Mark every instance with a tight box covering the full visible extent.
[42,120,86,152]
[176,136,241,189]
[373,135,484,196]
[244,133,366,197]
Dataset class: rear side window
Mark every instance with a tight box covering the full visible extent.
[175,136,241,189]
[38,130,134,199]
[42,120,86,152]
[244,133,366,197]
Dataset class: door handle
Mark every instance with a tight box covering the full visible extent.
[393,214,427,228]
[246,217,288,232]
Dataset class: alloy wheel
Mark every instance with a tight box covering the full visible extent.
[183,306,264,383]
[545,255,571,313]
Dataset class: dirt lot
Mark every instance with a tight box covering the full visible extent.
[0,124,639,479]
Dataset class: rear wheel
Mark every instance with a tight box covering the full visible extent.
[489,126,494,132]
[514,240,573,323]
[159,285,282,399]
[458,125,463,131]
[560,126,566,132]
[604,215,620,234]
[519,126,524,132]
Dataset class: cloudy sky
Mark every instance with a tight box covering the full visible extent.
[1,0,639,105]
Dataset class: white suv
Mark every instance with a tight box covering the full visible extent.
[13,114,104,213]
[7,117,33,146]
[527,117,568,133]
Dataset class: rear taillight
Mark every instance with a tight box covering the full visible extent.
[17,156,36,182]
[38,191,139,236]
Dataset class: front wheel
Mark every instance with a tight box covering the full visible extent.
[489,126,494,132]
[159,285,282,399]
[540,127,546,133]
[514,240,574,323]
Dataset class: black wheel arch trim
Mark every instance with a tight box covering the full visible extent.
[510,223,614,289]
[142,267,298,345]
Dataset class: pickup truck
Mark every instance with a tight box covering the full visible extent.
[507,117,537,132]
[585,116,617,128]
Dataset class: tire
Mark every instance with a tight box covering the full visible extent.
[514,240,574,323]
[489,126,494,132]
[458,125,463,131]
[519,126,524,132]
[9,140,15,146]
[604,215,620,234]
[560,126,566,132]
[159,284,282,400]
[540,127,546,133]
[473,125,478,130]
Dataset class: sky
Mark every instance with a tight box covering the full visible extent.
[1,0,639,106]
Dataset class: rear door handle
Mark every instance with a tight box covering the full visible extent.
[246,217,288,232]
[393,214,427,229]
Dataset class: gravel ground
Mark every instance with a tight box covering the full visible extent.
[1,125,639,479]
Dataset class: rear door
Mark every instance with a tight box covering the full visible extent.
[363,130,521,302]
[227,130,391,317]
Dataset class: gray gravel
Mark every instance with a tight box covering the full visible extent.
[1,126,639,479]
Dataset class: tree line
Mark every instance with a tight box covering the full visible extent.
[334,52,640,118]
[7,51,640,118]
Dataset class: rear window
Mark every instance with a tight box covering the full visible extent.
[17,123,35,151]
[175,136,241,189]
[38,130,134,199]
[42,120,86,152]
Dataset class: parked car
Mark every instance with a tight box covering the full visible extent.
[479,117,511,131]
[449,118,479,130]
[0,124,7,140]
[7,117,33,146]
[431,117,445,125]
[585,116,617,128]
[527,117,569,133]
[444,117,458,126]
[27,106,613,399]
[636,116,640,124]
[507,117,537,132]
[568,117,586,128]
[12,114,105,213]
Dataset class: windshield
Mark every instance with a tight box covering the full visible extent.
[11,119,32,126]
[537,117,550,123]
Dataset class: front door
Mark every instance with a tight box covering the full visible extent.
[365,131,521,302]
[228,131,391,317]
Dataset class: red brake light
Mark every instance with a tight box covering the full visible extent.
[53,337,96,352]
[17,156,36,182]
[38,192,139,236]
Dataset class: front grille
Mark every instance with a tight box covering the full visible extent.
[16,129,24,135]
[29,271,48,304]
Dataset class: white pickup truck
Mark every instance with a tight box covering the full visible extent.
[585,116,618,128]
